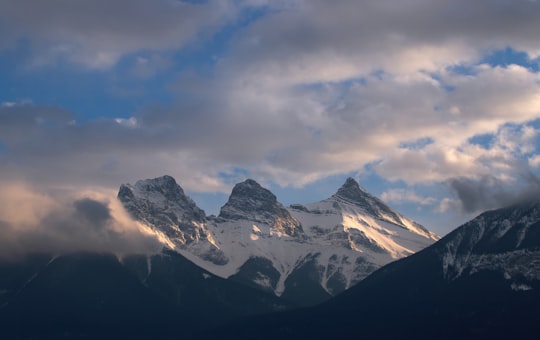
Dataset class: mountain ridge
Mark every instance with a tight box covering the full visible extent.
[118,175,438,305]
[203,200,540,339]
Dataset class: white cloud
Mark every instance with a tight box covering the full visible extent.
[529,155,540,168]
[1,64,539,196]
[0,0,539,223]
[437,198,460,214]
[381,189,436,206]
[114,117,139,128]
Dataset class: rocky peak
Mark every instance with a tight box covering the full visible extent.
[219,179,304,237]
[333,177,405,225]
[120,176,179,202]
[335,177,368,201]
[219,179,276,220]
[118,175,207,244]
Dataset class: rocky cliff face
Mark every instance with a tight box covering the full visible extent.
[118,175,208,245]
[438,201,540,282]
[118,175,227,265]
[219,179,304,238]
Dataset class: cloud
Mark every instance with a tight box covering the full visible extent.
[0,0,236,69]
[529,154,540,168]
[376,122,539,185]
[0,0,539,224]
[0,182,164,260]
[446,173,540,214]
[222,0,540,86]
[73,198,112,227]
[0,64,539,197]
[0,103,72,143]
[381,189,436,206]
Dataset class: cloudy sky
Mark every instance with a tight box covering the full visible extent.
[1,0,540,241]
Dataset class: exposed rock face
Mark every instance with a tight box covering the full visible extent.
[438,200,540,281]
[219,179,304,238]
[335,177,404,222]
[118,175,210,245]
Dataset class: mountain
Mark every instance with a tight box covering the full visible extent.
[118,175,227,265]
[118,175,438,305]
[218,179,304,238]
[207,201,540,339]
[0,250,291,338]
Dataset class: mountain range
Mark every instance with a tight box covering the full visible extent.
[206,200,540,339]
[1,175,538,338]
[118,175,438,305]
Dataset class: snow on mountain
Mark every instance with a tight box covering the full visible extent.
[204,201,540,340]
[218,179,305,238]
[439,201,540,285]
[282,178,439,297]
[118,176,439,304]
[118,175,227,265]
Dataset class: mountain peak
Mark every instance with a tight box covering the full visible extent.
[218,179,278,221]
[235,179,273,198]
[135,175,182,194]
[219,179,303,237]
[332,177,407,225]
[336,177,367,200]
[118,175,210,246]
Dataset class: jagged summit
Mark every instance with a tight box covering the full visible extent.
[119,175,205,222]
[333,177,404,225]
[119,175,189,207]
[118,175,209,245]
[219,179,276,221]
[328,177,437,240]
[335,177,368,200]
[219,179,303,237]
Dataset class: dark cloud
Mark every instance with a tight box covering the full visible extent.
[448,173,540,214]
[0,0,233,68]
[73,198,112,228]
[0,104,72,143]
[225,0,540,81]
[0,191,163,260]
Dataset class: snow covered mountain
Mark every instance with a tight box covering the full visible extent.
[439,200,540,286]
[208,200,540,339]
[118,175,439,305]
[118,175,227,265]
[118,175,209,246]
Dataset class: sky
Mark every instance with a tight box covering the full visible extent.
[1,0,540,248]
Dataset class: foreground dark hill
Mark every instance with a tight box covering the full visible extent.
[205,201,540,339]
[0,250,290,338]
